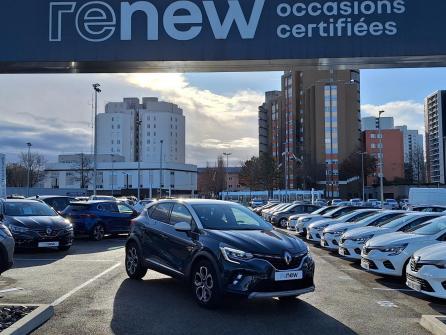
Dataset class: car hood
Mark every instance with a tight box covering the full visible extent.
[343,226,385,239]
[414,243,446,260]
[310,218,338,228]
[206,229,307,254]
[325,222,357,233]
[366,232,427,247]
[6,215,69,229]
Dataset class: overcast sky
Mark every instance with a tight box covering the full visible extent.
[0,68,445,167]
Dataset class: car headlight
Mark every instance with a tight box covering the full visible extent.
[302,218,311,223]
[332,229,347,236]
[352,235,374,243]
[7,224,30,234]
[0,225,12,237]
[378,244,408,256]
[220,246,253,264]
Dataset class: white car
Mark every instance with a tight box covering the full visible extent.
[321,211,406,251]
[262,203,290,221]
[133,199,155,213]
[338,212,443,260]
[406,243,446,299]
[287,206,337,231]
[295,206,358,236]
[361,217,446,277]
[307,209,379,242]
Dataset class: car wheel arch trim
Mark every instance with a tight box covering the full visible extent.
[185,250,221,281]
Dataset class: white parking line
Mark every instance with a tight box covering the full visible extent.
[377,300,398,308]
[0,288,23,294]
[373,288,414,292]
[51,262,121,307]
[14,258,117,262]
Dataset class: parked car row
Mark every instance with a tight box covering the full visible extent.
[289,205,446,300]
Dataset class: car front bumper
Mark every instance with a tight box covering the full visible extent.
[406,264,446,299]
[306,228,322,242]
[320,233,340,250]
[13,230,74,249]
[360,250,406,277]
[222,255,315,298]
[338,239,364,260]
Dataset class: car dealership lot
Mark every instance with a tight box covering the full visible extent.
[0,236,444,335]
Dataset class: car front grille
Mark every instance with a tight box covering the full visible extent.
[35,229,64,237]
[410,259,423,272]
[340,238,346,244]
[253,253,306,270]
[406,274,434,292]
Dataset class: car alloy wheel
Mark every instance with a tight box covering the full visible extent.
[92,224,105,241]
[194,265,214,304]
[125,242,147,279]
[279,218,288,228]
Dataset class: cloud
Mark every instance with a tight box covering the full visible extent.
[361,100,425,133]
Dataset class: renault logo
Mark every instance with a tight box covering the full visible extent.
[284,251,292,265]
[46,228,52,235]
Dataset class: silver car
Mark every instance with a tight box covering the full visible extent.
[0,221,14,275]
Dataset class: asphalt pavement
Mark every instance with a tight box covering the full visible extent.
[0,233,444,335]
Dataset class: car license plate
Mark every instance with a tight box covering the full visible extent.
[407,280,421,292]
[339,248,346,256]
[274,270,303,281]
[38,241,59,248]
[361,259,370,270]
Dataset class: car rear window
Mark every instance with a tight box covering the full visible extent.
[65,204,91,212]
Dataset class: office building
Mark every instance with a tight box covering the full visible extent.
[259,91,283,158]
[425,91,446,184]
[362,116,394,131]
[363,130,405,184]
[97,97,186,164]
[259,70,361,197]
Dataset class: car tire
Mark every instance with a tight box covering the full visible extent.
[91,224,105,241]
[58,245,71,252]
[279,218,288,229]
[125,242,147,280]
[191,260,222,309]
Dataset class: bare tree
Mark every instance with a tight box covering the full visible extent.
[19,152,47,187]
[6,163,27,187]
[197,157,226,198]
[71,153,94,189]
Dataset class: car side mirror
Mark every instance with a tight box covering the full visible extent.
[174,221,192,232]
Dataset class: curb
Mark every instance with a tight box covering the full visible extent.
[1,304,54,335]
[420,315,446,335]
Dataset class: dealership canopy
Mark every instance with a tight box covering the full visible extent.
[1,0,446,72]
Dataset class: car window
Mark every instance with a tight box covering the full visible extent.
[192,203,272,230]
[407,219,446,235]
[399,216,436,232]
[368,213,404,226]
[150,203,173,223]
[170,204,193,225]
[118,203,133,214]
[346,211,375,223]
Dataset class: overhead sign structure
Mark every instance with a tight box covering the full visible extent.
[1,0,446,72]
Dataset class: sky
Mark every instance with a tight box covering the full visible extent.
[0,68,445,167]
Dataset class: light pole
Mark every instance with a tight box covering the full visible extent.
[136,112,142,201]
[26,142,32,196]
[122,172,129,190]
[159,140,164,198]
[111,154,115,196]
[223,152,232,200]
[282,150,289,202]
[378,110,385,207]
[92,83,101,197]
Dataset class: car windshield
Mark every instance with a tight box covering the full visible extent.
[345,211,376,223]
[376,214,412,228]
[313,206,333,215]
[407,219,446,235]
[192,203,272,230]
[4,202,57,217]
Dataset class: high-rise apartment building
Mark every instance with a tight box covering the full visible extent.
[0,154,5,198]
[260,70,361,197]
[425,91,446,184]
[97,97,186,164]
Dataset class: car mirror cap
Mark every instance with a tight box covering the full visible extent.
[174,221,192,232]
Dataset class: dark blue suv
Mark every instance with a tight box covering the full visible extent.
[62,201,138,241]
[125,199,315,308]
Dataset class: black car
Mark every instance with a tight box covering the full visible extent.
[0,199,74,251]
[29,195,76,213]
[125,199,315,308]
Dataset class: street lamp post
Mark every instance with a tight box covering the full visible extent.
[92,83,101,197]
[122,172,129,190]
[111,154,114,196]
[26,142,32,197]
[223,152,232,200]
[136,112,142,201]
[159,140,164,198]
[357,151,366,202]
[378,110,385,207]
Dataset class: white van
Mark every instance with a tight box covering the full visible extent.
[409,188,446,208]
